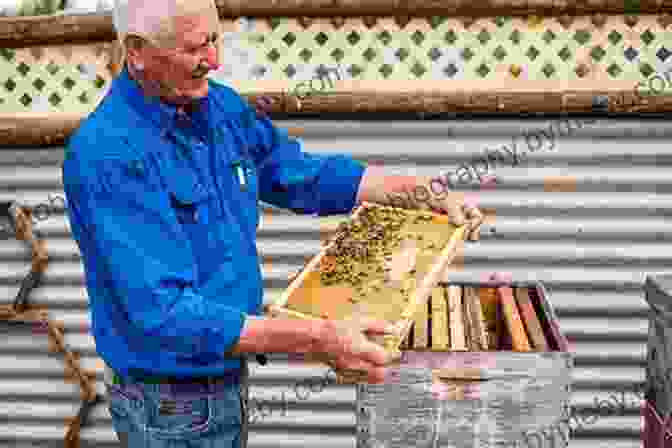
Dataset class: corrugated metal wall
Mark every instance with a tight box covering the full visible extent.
[1,117,667,447]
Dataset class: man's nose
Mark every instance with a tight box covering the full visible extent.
[206,46,220,70]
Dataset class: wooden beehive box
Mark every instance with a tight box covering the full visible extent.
[265,201,467,362]
[356,281,573,448]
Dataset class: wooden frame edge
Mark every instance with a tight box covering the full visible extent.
[1,7,671,47]
[3,88,672,146]
[216,0,671,17]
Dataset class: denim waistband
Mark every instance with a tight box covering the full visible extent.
[105,363,245,398]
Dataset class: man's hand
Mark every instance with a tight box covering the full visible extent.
[313,317,400,384]
[355,168,484,242]
[416,192,483,241]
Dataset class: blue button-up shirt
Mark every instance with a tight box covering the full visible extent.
[62,67,366,378]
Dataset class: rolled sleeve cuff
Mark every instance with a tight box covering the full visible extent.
[211,310,247,359]
[316,157,366,216]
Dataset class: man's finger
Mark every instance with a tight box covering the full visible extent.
[465,206,483,241]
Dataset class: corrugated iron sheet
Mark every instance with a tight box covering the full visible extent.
[0,117,663,447]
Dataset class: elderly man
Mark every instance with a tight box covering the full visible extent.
[62,0,483,446]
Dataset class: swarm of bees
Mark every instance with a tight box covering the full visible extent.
[319,204,435,289]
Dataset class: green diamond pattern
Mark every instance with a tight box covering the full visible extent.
[33,78,45,91]
[607,63,623,77]
[542,63,556,78]
[411,31,425,46]
[299,48,312,62]
[282,33,296,46]
[476,63,490,78]
[46,61,59,75]
[379,64,394,78]
[4,78,16,92]
[48,92,61,106]
[396,48,410,62]
[19,94,31,106]
[411,62,427,78]
[63,77,76,90]
[526,46,540,61]
[591,46,607,62]
[477,29,491,45]
[462,47,475,61]
[608,30,623,45]
[331,48,345,62]
[363,48,377,62]
[0,48,15,62]
[378,31,393,46]
[641,30,655,46]
[574,30,591,45]
[493,46,507,61]
[444,30,458,45]
[558,46,572,61]
[640,62,655,78]
[542,30,556,44]
[314,32,328,46]
[347,32,360,46]
[509,30,522,45]
[16,62,30,77]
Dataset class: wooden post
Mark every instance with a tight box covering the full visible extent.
[430,286,449,351]
[514,287,549,351]
[479,287,500,350]
[447,285,467,351]
[464,287,489,351]
[497,286,531,352]
[413,291,429,350]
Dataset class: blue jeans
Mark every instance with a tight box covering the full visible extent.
[105,360,249,448]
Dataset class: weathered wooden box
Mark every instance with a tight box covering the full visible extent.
[356,281,573,448]
[643,274,672,448]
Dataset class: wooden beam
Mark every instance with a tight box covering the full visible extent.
[463,286,489,351]
[214,0,672,17]
[514,287,549,351]
[447,285,467,351]
[497,286,531,352]
[478,287,499,350]
[0,13,116,48]
[430,286,449,351]
[412,292,429,350]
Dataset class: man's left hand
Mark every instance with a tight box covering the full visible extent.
[412,192,483,242]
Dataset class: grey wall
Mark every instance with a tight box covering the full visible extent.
[1,117,668,447]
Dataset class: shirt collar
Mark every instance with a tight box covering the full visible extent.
[113,65,210,136]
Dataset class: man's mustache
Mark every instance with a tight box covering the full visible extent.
[192,61,213,79]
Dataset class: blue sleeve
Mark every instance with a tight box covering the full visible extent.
[236,100,366,216]
[63,146,246,362]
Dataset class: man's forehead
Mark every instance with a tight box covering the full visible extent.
[114,0,218,40]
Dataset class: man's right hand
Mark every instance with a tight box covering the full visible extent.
[313,317,400,384]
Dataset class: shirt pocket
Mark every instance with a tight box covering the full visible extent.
[166,172,214,227]
[145,393,214,439]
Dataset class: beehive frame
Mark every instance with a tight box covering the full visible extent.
[266,202,467,361]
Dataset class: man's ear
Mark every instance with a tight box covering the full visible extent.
[124,35,146,66]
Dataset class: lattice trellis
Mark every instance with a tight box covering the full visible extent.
[216,15,672,85]
[1,15,672,114]
[0,42,116,114]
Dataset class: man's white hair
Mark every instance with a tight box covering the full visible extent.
[112,0,220,51]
